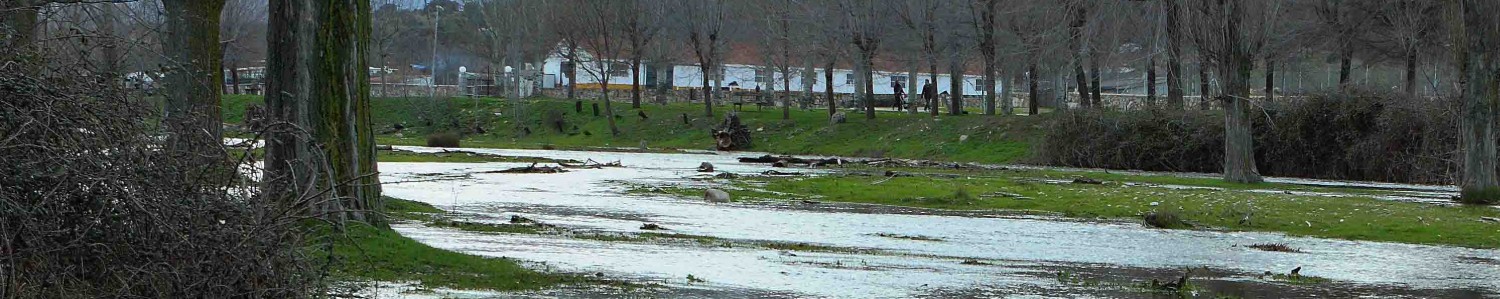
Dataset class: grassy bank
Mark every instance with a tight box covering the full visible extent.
[653,167,1500,249]
[222,94,1040,164]
[323,197,569,291]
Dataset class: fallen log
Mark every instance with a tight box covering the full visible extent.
[484,163,567,174]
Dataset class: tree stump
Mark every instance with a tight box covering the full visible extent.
[711,113,752,151]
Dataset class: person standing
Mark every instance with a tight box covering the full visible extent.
[891,80,905,110]
[921,79,937,113]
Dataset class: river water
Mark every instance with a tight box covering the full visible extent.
[380,146,1499,298]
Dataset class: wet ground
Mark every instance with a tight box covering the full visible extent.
[378,146,1500,298]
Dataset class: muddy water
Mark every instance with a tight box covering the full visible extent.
[382,147,1499,298]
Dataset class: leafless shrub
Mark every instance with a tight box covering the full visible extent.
[0,52,339,298]
[1038,90,1469,185]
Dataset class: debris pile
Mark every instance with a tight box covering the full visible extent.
[712,113,753,150]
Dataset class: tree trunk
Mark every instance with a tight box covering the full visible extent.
[161,0,228,168]
[1089,54,1102,107]
[981,0,997,115]
[1070,2,1091,108]
[1338,40,1353,86]
[1198,60,1212,110]
[1164,0,1184,109]
[949,55,963,116]
[1211,0,1262,184]
[566,44,577,100]
[603,79,619,135]
[908,62,918,114]
[265,0,384,225]
[825,60,836,117]
[1027,63,1039,115]
[802,58,814,109]
[863,54,876,120]
[1002,71,1015,115]
[1404,51,1418,96]
[1447,0,1499,201]
[782,67,791,119]
[1264,56,1275,103]
[1146,57,1157,106]
[702,65,714,117]
[631,59,642,108]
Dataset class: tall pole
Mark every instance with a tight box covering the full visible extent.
[431,6,442,102]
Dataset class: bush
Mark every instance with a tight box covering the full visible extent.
[1143,210,1188,229]
[2,59,321,297]
[426,132,462,148]
[1037,91,1467,185]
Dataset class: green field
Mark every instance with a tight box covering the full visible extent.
[223,94,1040,164]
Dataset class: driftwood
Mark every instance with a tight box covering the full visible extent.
[738,154,982,169]
[558,159,623,169]
[485,163,567,174]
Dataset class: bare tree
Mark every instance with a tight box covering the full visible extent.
[576,0,625,136]
[1164,0,1186,108]
[682,0,726,117]
[623,0,660,109]
[1195,0,1282,184]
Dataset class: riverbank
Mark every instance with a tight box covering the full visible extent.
[223,95,1039,164]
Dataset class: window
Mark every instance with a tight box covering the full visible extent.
[974,78,985,90]
[845,73,855,84]
[891,75,908,84]
[756,69,771,84]
[609,62,630,77]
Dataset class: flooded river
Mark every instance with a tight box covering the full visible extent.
[380,146,1499,298]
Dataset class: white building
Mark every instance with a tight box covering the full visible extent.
[541,43,1002,97]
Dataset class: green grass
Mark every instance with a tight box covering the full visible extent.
[668,171,1500,249]
[324,223,567,291]
[222,95,1043,164]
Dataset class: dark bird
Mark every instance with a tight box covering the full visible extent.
[584,130,592,136]
[392,123,405,131]
[1290,266,1301,277]
[638,110,649,119]
[521,127,531,135]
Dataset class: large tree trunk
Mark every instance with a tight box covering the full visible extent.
[980,0,997,116]
[1089,54,1102,107]
[1404,51,1418,96]
[161,0,228,168]
[1210,0,1262,184]
[949,55,963,116]
[1069,2,1091,108]
[566,43,577,100]
[1027,63,1039,115]
[907,62,918,114]
[1165,0,1185,109]
[631,59,642,108]
[1198,60,1212,110]
[1338,39,1353,86]
[825,60,836,117]
[264,0,383,225]
[802,58,814,109]
[702,64,714,117]
[1447,0,1499,201]
[782,67,791,119]
[1264,56,1275,103]
[1002,71,1015,115]
[863,53,876,120]
[1146,57,1157,106]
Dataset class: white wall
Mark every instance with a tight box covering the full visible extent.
[544,43,1002,96]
